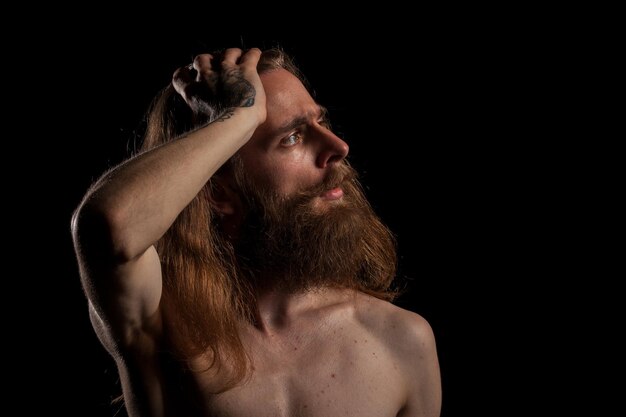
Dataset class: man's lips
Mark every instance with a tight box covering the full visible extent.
[320,187,344,200]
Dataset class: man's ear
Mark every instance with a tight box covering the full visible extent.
[208,176,241,216]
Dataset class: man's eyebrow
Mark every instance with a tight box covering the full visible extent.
[275,105,327,135]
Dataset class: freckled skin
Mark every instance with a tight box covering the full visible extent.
[192,290,441,417]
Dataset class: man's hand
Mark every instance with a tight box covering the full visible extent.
[173,47,266,124]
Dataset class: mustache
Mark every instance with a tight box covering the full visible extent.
[294,163,358,200]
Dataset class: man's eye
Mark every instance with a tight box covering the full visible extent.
[281,133,302,147]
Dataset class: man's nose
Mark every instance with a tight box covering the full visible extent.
[314,127,350,168]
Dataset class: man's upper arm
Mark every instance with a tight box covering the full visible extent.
[78,243,163,349]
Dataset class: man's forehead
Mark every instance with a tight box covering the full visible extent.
[261,68,319,130]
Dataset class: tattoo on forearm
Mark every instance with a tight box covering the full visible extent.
[215,109,235,122]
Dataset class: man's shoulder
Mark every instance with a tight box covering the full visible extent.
[351,292,436,357]
[348,292,442,416]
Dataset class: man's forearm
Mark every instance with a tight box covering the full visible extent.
[74,108,259,261]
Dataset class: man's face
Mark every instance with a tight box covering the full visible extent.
[227,68,396,293]
[236,68,350,210]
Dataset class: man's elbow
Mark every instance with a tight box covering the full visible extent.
[71,200,135,264]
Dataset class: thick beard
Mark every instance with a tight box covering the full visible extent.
[231,161,397,294]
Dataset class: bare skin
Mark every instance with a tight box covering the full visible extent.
[72,48,441,417]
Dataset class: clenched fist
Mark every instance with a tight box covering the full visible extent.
[173,48,266,123]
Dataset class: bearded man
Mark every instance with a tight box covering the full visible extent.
[71,47,441,417]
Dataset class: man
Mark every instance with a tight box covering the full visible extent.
[72,47,441,417]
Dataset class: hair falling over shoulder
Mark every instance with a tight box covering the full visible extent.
[140,82,255,392]
[138,48,306,391]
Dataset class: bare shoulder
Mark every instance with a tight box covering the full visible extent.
[352,292,442,416]
[352,292,436,354]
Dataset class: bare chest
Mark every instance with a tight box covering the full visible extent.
[194,334,407,417]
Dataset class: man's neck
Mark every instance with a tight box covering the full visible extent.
[253,286,354,335]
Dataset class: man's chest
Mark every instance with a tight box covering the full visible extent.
[198,337,407,417]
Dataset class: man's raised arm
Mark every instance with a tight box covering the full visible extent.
[71,48,265,347]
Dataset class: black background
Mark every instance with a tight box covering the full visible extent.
[24,27,569,416]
